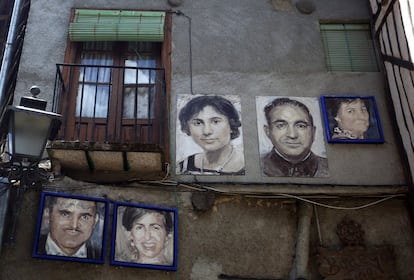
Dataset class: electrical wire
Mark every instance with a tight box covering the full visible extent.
[171,10,193,95]
[44,158,408,212]
[183,183,406,210]
[274,193,402,210]
[313,205,323,244]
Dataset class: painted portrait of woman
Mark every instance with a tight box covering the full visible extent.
[321,96,384,143]
[111,203,177,271]
[176,94,245,175]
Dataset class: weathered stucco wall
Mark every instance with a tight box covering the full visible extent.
[1,179,414,279]
[169,0,407,185]
[2,0,414,279]
[1,178,298,279]
[13,0,408,185]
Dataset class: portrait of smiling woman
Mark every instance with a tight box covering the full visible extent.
[176,94,245,175]
[321,96,384,143]
[332,98,370,139]
[111,203,178,270]
[122,207,173,265]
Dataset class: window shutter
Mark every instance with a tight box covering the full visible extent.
[320,23,379,72]
[69,10,165,42]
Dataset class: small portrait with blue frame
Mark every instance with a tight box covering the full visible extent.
[32,192,109,264]
[111,201,178,271]
[320,95,384,143]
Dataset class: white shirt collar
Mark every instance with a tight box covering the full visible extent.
[45,234,88,258]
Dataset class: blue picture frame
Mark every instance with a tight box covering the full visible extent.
[32,191,109,264]
[320,95,384,143]
[110,201,178,271]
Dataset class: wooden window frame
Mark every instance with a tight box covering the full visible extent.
[59,9,171,159]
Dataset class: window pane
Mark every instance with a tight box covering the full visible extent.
[124,57,156,84]
[127,42,156,52]
[123,53,156,119]
[79,54,113,83]
[123,86,155,119]
[76,84,110,118]
[82,41,114,51]
[76,43,114,118]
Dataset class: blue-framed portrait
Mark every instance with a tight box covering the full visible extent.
[32,191,109,264]
[110,201,178,271]
[320,95,384,143]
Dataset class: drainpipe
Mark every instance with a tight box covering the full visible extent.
[0,0,25,113]
[0,180,10,254]
[0,0,25,253]
[289,201,313,280]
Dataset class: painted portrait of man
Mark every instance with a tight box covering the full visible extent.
[33,192,108,264]
[256,96,329,177]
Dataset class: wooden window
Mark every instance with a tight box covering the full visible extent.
[57,10,171,149]
[320,23,379,72]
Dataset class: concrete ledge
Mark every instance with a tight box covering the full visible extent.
[179,183,409,197]
[46,141,166,183]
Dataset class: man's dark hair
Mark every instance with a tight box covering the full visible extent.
[45,196,98,216]
[264,97,314,127]
[179,95,241,140]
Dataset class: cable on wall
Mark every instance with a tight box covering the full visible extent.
[183,183,405,211]
[43,175,408,212]
[313,205,323,244]
[170,10,194,95]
